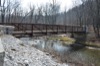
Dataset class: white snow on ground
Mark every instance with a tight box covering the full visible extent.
[1,35,68,66]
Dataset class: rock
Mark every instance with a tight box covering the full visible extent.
[0,37,5,66]
[1,35,68,66]
[0,52,5,66]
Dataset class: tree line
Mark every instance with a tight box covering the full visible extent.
[65,0,100,37]
[0,0,100,37]
[0,0,60,25]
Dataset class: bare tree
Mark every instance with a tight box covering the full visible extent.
[0,0,1,6]
[43,4,50,24]
[29,4,35,23]
[95,0,100,37]
[1,0,5,24]
[63,7,67,25]
[11,0,20,23]
[50,0,60,25]
[34,6,43,24]
[6,0,13,23]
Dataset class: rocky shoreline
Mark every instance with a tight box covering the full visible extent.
[1,35,68,66]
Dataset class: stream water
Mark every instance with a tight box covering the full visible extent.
[20,37,100,66]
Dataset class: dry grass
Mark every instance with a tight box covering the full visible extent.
[85,41,100,48]
[48,36,75,45]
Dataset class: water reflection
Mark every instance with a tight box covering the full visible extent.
[20,37,100,66]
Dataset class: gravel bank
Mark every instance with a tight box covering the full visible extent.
[1,35,68,66]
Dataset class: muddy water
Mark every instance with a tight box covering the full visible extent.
[20,38,100,66]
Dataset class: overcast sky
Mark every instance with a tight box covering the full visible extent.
[21,0,82,11]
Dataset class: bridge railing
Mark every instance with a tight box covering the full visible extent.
[0,22,86,35]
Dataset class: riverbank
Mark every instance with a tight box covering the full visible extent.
[1,35,68,66]
[19,35,100,66]
[1,35,100,66]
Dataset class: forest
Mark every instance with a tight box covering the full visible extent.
[0,0,100,37]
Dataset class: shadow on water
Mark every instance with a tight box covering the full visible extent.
[70,32,87,51]
[70,43,86,51]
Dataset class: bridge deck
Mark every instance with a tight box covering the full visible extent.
[0,23,86,36]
